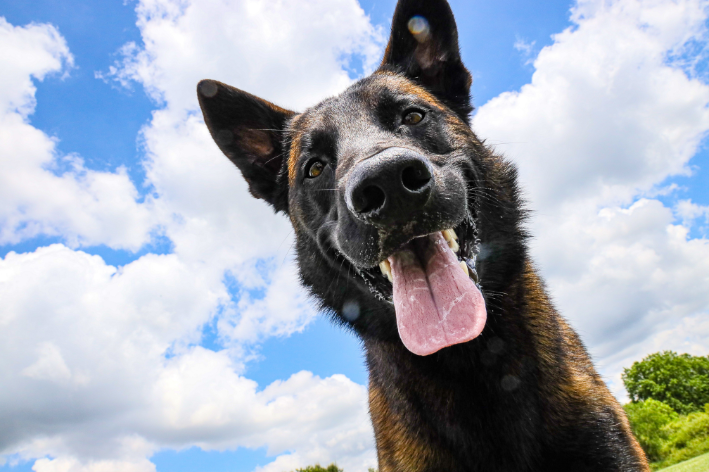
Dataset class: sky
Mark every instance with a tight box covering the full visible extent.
[0,0,708,471]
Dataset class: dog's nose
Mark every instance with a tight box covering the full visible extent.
[346,147,433,223]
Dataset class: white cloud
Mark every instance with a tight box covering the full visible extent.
[115,1,386,464]
[598,309,709,402]
[477,0,709,210]
[513,37,536,63]
[0,18,156,251]
[675,199,709,228]
[107,0,384,111]
[140,110,294,265]
[0,18,72,117]
[218,258,318,356]
[474,0,709,400]
[147,356,373,471]
[34,458,156,472]
[0,246,374,471]
[543,200,709,353]
[1,1,383,470]
[21,343,73,383]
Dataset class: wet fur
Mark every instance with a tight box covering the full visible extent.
[197,0,649,470]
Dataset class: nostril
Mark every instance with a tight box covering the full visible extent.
[401,164,432,192]
[347,151,434,219]
[355,185,386,213]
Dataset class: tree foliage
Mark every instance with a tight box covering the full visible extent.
[290,465,377,472]
[294,464,343,472]
[622,351,709,415]
[624,401,709,469]
[652,404,709,470]
[624,398,678,461]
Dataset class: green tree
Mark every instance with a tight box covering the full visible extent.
[294,464,343,472]
[624,398,678,461]
[622,351,709,415]
[653,404,709,470]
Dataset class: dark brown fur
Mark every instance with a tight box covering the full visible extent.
[197,1,649,470]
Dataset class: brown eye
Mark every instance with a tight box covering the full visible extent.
[403,110,425,125]
[307,160,324,178]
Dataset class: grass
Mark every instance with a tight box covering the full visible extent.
[657,452,709,472]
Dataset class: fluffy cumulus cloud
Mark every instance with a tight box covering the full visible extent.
[1,0,383,470]
[0,249,370,469]
[676,199,709,235]
[474,0,709,398]
[106,0,384,111]
[120,0,386,365]
[0,246,372,470]
[0,19,155,250]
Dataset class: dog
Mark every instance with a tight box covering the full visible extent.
[197,0,649,470]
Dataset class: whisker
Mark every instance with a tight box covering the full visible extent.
[253,128,290,133]
[263,152,285,166]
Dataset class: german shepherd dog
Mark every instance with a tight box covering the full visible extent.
[197,0,649,470]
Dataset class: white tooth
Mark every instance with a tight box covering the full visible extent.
[443,229,460,253]
[460,260,469,277]
[380,260,393,283]
[443,228,458,242]
[448,238,460,253]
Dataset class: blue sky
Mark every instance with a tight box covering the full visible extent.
[1,0,708,471]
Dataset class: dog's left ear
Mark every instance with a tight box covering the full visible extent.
[380,0,472,120]
[197,80,295,212]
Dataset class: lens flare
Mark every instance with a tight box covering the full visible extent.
[408,16,431,43]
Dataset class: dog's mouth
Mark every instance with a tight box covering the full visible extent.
[354,215,487,356]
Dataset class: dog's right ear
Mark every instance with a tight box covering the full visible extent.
[380,0,472,121]
[197,80,295,212]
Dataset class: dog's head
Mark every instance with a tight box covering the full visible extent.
[198,0,526,357]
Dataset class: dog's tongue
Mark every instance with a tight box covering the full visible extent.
[388,232,486,356]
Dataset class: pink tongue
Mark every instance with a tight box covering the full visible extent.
[389,232,487,356]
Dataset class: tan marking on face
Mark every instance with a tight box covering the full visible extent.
[369,382,439,472]
[374,71,475,153]
[288,134,302,185]
[288,114,306,186]
[374,71,447,112]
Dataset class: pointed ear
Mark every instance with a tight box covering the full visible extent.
[197,79,295,211]
[379,0,472,120]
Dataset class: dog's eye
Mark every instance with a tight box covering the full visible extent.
[403,110,425,125]
[306,160,325,178]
